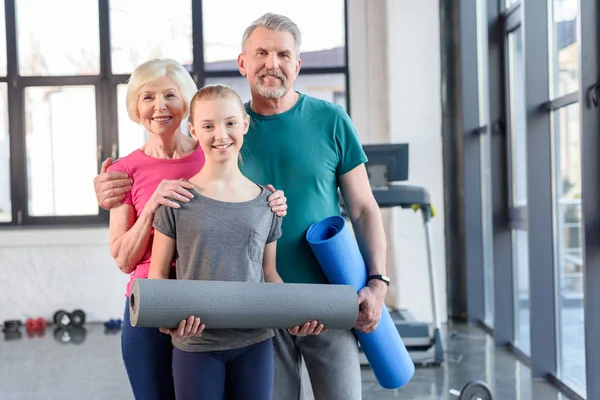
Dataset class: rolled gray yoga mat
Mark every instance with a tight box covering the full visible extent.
[129,278,359,330]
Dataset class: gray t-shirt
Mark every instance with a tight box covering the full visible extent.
[152,184,282,352]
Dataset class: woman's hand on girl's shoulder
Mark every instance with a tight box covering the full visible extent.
[146,179,196,214]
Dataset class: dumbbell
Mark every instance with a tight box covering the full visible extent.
[24,317,47,338]
[104,319,123,334]
[2,320,23,341]
[25,317,46,332]
[449,380,493,400]
[53,327,87,345]
[53,309,86,328]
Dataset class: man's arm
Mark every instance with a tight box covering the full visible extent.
[338,163,388,333]
[95,158,133,210]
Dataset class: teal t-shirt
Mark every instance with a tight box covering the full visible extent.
[240,93,367,284]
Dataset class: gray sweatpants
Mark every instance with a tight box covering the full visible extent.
[272,328,362,400]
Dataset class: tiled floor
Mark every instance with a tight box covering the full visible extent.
[0,322,572,399]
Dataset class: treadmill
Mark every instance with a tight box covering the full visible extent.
[343,143,444,366]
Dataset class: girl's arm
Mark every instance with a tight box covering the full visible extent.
[148,230,176,280]
[150,229,205,337]
[262,241,283,283]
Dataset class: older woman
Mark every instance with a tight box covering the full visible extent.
[105,59,287,400]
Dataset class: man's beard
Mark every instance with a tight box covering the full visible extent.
[254,69,288,99]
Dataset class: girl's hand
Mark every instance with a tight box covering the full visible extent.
[288,320,327,336]
[159,316,205,338]
[265,184,287,217]
[146,179,195,214]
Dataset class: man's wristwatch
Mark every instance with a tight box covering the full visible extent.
[367,274,391,286]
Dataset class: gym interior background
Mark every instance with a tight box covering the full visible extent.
[0,0,597,399]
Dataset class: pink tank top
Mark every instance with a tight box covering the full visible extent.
[107,144,205,296]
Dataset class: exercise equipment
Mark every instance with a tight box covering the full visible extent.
[129,279,358,330]
[449,380,493,400]
[357,144,444,366]
[3,320,21,332]
[2,320,22,341]
[104,319,123,335]
[104,319,122,330]
[25,317,46,332]
[53,327,87,345]
[306,215,415,390]
[53,309,86,328]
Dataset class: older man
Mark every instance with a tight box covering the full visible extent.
[94,13,388,400]
[235,13,388,400]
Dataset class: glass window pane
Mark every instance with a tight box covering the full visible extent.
[205,74,347,110]
[554,103,586,390]
[513,229,530,355]
[0,0,7,76]
[508,27,527,207]
[110,0,193,75]
[551,0,579,98]
[203,1,346,70]
[504,0,519,9]
[116,84,190,158]
[0,83,10,222]
[25,86,98,216]
[477,0,494,327]
[16,0,99,76]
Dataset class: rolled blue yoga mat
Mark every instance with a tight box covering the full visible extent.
[306,216,415,389]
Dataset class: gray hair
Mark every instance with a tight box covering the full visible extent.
[241,13,302,56]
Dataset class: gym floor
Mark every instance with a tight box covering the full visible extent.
[0,322,565,400]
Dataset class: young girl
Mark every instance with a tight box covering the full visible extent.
[148,84,324,400]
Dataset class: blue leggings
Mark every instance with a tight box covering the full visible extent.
[121,298,175,400]
[172,339,274,400]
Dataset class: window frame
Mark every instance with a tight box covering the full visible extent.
[454,0,597,398]
[1,0,350,227]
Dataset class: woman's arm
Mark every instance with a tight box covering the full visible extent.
[148,230,176,280]
[262,241,283,283]
[109,204,155,274]
[108,179,196,274]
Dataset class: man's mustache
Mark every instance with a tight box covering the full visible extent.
[258,70,286,80]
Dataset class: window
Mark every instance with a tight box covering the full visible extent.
[506,26,530,355]
[2,1,349,226]
[477,0,495,327]
[507,28,527,208]
[463,0,596,397]
[551,0,579,98]
[25,86,98,217]
[0,83,9,223]
[16,0,100,76]
[109,0,193,75]
[553,103,585,390]
[202,0,346,70]
[0,0,7,76]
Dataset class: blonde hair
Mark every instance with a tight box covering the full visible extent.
[126,59,197,123]
[189,84,247,125]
